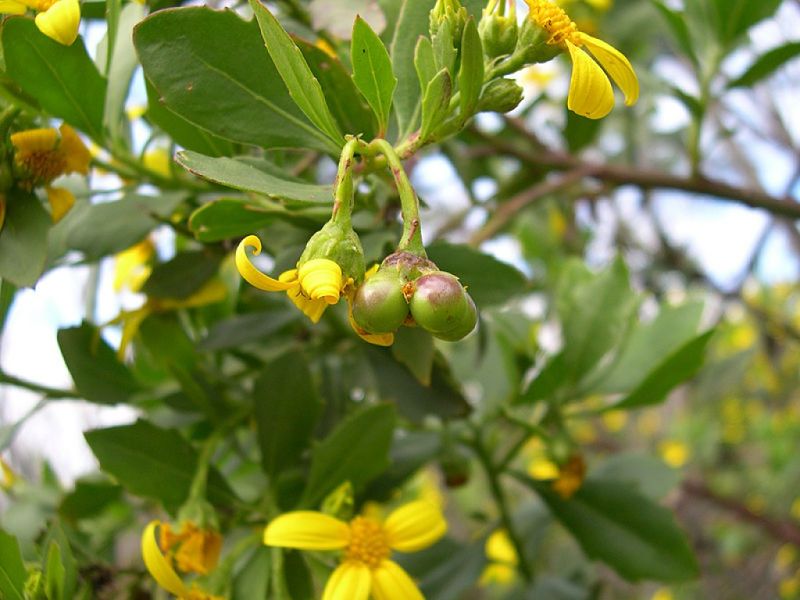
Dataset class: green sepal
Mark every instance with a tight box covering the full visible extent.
[478,11,518,58]
[178,497,219,530]
[516,18,561,65]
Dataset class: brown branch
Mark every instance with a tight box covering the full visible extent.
[682,479,800,546]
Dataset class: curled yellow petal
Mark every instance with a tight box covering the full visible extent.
[141,521,189,597]
[45,186,75,223]
[263,512,350,550]
[577,32,639,106]
[384,501,447,553]
[321,562,371,600]
[0,1,27,14]
[235,235,293,292]
[59,123,91,174]
[565,39,614,119]
[34,0,80,45]
[298,258,343,304]
[10,128,58,153]
[286,282,329,323]
[371,560,424,600]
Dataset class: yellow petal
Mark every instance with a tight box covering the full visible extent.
[10,128,58,153]
[298,258,343,304]
[34,0,80,46]
[485,530,518,565]
[156,279,228,311]
[384,501,447,553]
[113,239,154,292]
[565,40,614,119]
[479,563,517,586]
[371,560,424,600]
[45,186,75,223]
[236,235,293,292]
[59,124,91,174]
[117,307,151,360]
[321,562,371,600]
[285,282,329,323]
[577,32,639,106]
[0,1,27,14]
[264,512,350,550]
[141,521,189,597]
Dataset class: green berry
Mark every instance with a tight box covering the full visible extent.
[409,271,469,334]
[352,272,409,334]
[433,294,478,341]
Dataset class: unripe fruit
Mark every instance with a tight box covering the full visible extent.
[352,272,409,334]
[409,271,469,334]
[433,294,478,341]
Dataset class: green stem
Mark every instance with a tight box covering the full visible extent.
[0,369,80,399]
[331,137,364,226]
[369,139,426,256]
[472,427,533,582]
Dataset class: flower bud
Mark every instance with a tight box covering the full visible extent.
[479,11,517,58]
[430,0,469,42]
[352,270,409,334]
[298,258,342,304]
[477,78,524,113]
[409,271,470,334]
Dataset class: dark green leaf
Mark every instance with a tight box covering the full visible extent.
[458,17,483,118]
[351,16,397,135]
[232,547,271,600]
[254,352,322,477]
[2,18,106,140]
[590,453,681,500]
[391,0,438,136]
[177,151,332,204]
[134,7,338,153]
[612,330,714,410]
[284,550,313,600]
[564,108,602,153]
[0,280,16,334]
[652,1,699,68]
[427,242,528,306]
[59,480,124,521]
[399,538,487,600]
[391,327,435,385]
[250,0,343,146]
[525,477,699,582]
[0,189,51,288]
[728,41,800,88]
[199,310,299,351]
[301,404,395,507]
[421,69,452,139]
[85,419,238,513]
[364,431,441,501]
[708,0,782,46]
[57,323,141,405]
[0,529,26,600]
[141,250,223,300]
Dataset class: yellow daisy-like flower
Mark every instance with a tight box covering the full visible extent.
[10,123,91,222]
[264,500,447,600]
[524,0,638,119]
[141,521,224,600]
[236,234,348,324]
[0,0,80,45]
[113,239,155,293]
[479,529,518,586]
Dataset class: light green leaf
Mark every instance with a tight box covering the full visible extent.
[590,453,681,500]
[0,189,51,288]
[134,7,338,153]
[141,250,223,300]
[652,1,699,68]
[2,18,107,141]
[420,68,452,140]
[177,151,332,204]
[250,0,343,146]
[0,529,26,600]
[458,17,483,118]
[85,419,238,513]
[232,548,271,600]
[525,477,699,582]
[351,15,397,135]
[301,404,396,507]
[45,543,66,600]
[414,36,437,93]
[728,41,800,88]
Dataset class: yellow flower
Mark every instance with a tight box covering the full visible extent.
[651,588,673,600]
[552,454,586,499]
[264,500,447,600]
[524,0,638,118]
[10,124,91,222]
[236,234,348,324]
[141,521,224,600]
[1,456,19,490]
[113,239,155,293]
[659,440,690,468]
[1,0,80,45]
[143,147,173,178]
[158,521,223,575]
[601,409,628,432]
[479,529,518,586]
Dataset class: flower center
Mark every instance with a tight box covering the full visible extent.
[527,0,579,46]
[345,517,390,569]
[16,149,67,186]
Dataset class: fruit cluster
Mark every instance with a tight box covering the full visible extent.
[352,251,477,342]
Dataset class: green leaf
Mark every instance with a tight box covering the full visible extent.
[458,17,483,118]
[0,279,16,334]
[134,7,338,153]
[301,404,395,507]
[0,529,26,600]
[708,0,782,46]
[103,3,146,145]
[296,39,377,139]
[40,525,77,600]
[199,309,299,351]
[284,551,314,600]
[391,327,435,385]
[564,108,602,153]
[612,330,714,410]
[57,322,141,404]
[590,453,681,500]
[652,1,699,68]
[145,80,234,157]
[414,36,437,93]
[595,301,704,393]
[2,18,106,141]
[351,15,397,135]
[177,151,332,204]
[426,242,528,306]
[391,0,438,136]
[398,538,487,600]
[421,69,452,140]
[45,542,66,600]
[85,419,238,513]
[232,548,271,600]
[250,0,343,146]
[0,189,51,288]
[59,480,123,521]
[556,257,637,384]
[525,477,699,582]
[59,192,185,261]
[141,250,223,300]
[364,431,441,501]
[728,41,800,88]
[254,352,322,478]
